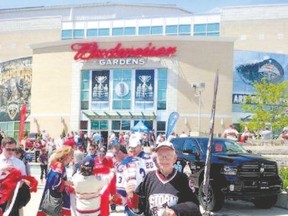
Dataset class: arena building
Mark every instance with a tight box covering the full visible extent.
[0,3,287,141]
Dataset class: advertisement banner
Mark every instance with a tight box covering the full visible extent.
[135,69,154,109]
[166,112,180,140]
[91,70,109,110]
[232,51,288,121]
[0,57,32,121]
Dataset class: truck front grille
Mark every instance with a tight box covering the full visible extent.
[238,161,277,178]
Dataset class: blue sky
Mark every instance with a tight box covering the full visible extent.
[0,0,287,13]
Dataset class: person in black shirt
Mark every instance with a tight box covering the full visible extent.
[126,141,201,216]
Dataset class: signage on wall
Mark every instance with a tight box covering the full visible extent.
[99,58,146,66]
[71,42,177,61]
[0,57,32,121]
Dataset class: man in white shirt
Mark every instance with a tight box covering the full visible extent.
[0,137,26,175]
[222,125,239,141]
[0,137,28,216]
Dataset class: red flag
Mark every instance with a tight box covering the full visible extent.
[19,104,27,143]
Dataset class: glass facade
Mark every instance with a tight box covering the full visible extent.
[81,68,167,112]
[0,122,30,140]
[112,69,132,110]
[157,68,167,110]
[98,28,110,36]
[81,71,90,110]
[151,26,163,35]
[194,23,220,36]
[73,29,84,39]
[87,29,98,37]
[62,22,219,39]
[166,25,178,35]
[91,120,108,130]
[62,30,73,40]
[80,68,168,133]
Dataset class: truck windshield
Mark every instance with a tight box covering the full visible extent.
[224,140,247,153]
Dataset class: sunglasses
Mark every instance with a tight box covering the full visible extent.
[6,148,16,152]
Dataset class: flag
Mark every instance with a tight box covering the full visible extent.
[166,112,180,140]
[202,71,219,212]
[19,104,27,143]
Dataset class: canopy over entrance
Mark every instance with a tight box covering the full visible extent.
[82,111,156,120]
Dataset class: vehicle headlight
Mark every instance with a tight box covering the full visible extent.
[221,166,237,175]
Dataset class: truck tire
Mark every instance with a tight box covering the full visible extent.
[253,195,278,209]
[198,181,224,212]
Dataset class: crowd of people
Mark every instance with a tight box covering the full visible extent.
[0,128,201,216]
[222,124,288,144]
[1,123,287,215]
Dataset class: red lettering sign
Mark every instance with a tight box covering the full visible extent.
[71,42,177,60]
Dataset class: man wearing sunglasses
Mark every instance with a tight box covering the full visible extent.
[0,137,30,216]
[0,137,26,175]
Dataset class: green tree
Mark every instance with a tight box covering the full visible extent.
[241,79,288,134]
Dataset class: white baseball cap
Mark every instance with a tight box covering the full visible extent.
[128,139,141,148]
[155,141,175,152]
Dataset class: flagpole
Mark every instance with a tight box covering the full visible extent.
[202,71,219,215]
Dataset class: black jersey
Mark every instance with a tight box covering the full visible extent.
[135,169,200,216]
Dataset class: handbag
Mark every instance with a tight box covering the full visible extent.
[40,189,63,216]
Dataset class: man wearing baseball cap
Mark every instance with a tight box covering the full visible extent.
[126,141,201,216]
[128,138,157,173]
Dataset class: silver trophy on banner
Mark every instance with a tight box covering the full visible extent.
[94,75,107,98]
[138,75,152,98]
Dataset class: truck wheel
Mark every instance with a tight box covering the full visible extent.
[198,181,224,212]
[253,195,278,209]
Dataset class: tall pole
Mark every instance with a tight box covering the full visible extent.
[198,91,202,135]
[203,71,219,215]
[192,82,205,135]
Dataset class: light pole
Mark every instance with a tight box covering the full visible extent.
[192,82,205,135]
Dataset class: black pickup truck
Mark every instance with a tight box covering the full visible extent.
[171,137,283,211]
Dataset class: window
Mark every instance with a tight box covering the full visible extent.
[166,25,177,35]
[139,26,150,35]
[151,26,163,35]
[112,120,131,131]
[157,121,166,136]
[98,28,110,36]
[194,24,206,36]
[91,120,108,130]
[157,68,167,110]
[179,24,191,35]
[112,69,132,110]
[0,121,26,140]
[143,120,153,131]
[62,30,73,40]
[80,121,88,134]
[87,29,98,37]
[73,29,84,39]
[183,139,199,153]
[207,23,220,36]
[112,27,123,36]
[124,27,136,35]
[81,71,90,110]
[193,23,220,36]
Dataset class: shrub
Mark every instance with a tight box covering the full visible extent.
[279,167,288,190]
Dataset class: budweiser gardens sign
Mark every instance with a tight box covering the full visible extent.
[99,58,145,66]
[71,42,177,61]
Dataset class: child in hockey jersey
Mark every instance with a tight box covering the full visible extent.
[126,141,201,216]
